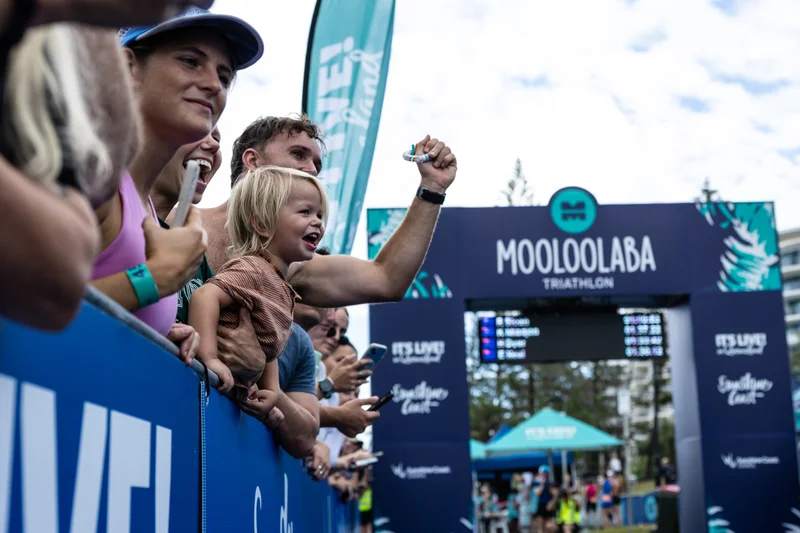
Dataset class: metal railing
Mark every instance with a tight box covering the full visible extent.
[84,286,223,391]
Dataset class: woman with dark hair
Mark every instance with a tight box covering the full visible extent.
[89,8,262,360]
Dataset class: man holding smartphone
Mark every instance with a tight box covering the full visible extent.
[303,306,381,481]
[316,335,373,398]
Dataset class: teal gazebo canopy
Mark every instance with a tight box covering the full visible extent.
[470,439,487,460]
[485,407,622,456]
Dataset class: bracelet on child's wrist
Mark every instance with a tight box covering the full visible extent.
[125,263,160,307]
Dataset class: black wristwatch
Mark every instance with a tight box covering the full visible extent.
[319,378,334,400]
[417,187,446,205]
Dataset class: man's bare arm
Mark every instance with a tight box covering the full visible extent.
[289,197,440,307]
[289,136,457,307]
[273,391,320,459]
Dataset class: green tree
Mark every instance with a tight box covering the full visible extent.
[695,177,721,203]
[632,359,672,479]
[501,158,534,206]
[469,159,539,441]
[790,348,800,374]
[466,313,531,440]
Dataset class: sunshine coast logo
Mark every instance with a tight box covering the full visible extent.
[721,453,779,470]
[391,382,449,415]
[715,333,767,356]
[390,463,452,480]
[717,373,774,406]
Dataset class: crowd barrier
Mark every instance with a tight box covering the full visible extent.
[619,491,658,526]
[0,289,359,532]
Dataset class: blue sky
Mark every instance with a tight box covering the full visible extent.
[203,0,800,359]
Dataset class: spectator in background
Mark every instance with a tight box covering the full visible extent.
[600,472,614,528]
[526,473,539,533]
[323,336,371,393]
[611,471,624,526]
[534,466,555,533]
[304,306,380,482]
[478,484,496,533]
[563,472,577,493]
[507,475,521,533]
[609,452,622,475]
[313,308,352,474]
[658,456,677,487]
[518,475,532,533]
[583,475,599,530]
[554,488,582,533]
[332,439,374,473]
[310,307,379,438]
[358,468,374,533]
[91,9,262,348]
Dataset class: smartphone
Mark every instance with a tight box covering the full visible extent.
[171,161,200,227]
[367,391,393,412]
[351,457,379,470]
[360,343,388,370]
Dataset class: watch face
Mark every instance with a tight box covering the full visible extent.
[321,379,333,392]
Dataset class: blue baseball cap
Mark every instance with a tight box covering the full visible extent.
[118,6,263,70]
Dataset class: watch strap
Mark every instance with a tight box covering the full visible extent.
[320,378,334,399]
[416,187,446,205]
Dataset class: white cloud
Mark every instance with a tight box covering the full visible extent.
[202,0,800,355]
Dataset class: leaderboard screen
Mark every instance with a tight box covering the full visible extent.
[478,311,665,364]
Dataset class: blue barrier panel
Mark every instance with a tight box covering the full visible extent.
[619,492,658,525]
[0,302,200,533]
[203,387,360,532]
[0,300,361,532]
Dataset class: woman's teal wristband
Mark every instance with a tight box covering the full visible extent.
[125,264,160,307]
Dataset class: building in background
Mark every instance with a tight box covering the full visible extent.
[627,360,673,434]
[781,227,800,350]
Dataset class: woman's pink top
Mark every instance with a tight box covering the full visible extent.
[92,172,177,336]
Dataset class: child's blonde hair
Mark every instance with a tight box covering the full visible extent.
[227,166,329,258]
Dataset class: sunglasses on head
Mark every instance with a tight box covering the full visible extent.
[325,325,346,338]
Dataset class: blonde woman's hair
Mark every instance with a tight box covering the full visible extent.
[227,166,329,258]
[3,24,139,201]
